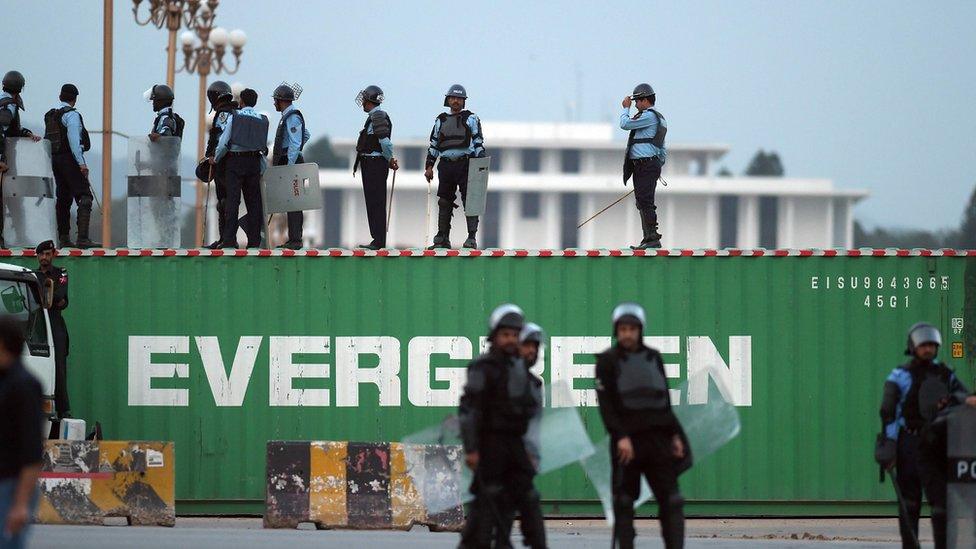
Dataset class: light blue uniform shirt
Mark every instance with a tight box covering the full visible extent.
[427,111,485,161]
[214,106,267,171]
[620,107,667,163]
[362,105,393,161]
[153,106,178,136]
[280,104,310,165]
[58,101,86,166]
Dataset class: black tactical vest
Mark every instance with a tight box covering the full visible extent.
[903,362,954,430]
[273,109,306,165]
[152,110,185,139]
[616,350,669,412]
[355,110,394,156]
[625,108,667,157]
[206,103,238,157]
[44,106,91,156]
[488,360,538,434]
[228,113,270,152]
[435,111,473,151]
[0,97,23,137]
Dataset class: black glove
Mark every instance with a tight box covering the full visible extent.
[874,434,896,469]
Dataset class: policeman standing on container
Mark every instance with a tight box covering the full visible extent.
[271,83,310,250]
[353,85,397,250]
[458,304,547,549]
[211,88,269,248]
[203,81,237,248]
[35,240,71,422]
[44,84,96,248]
[424,84,485,250]
[0,71,43,248]
[147,84,183,141]
[620,83,667,250]
[877,323,973,549]
[595,302,690,549]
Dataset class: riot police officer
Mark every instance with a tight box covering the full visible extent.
[203,81,238,248]
[595,302,690,549]
[148,84,184,141]
[425,84,485,250]
[458,304,546,549]
[43,84,96,248]
[878,323,972,549]
[211,88,269,248]
[35,240,71,421]
[620,83,667,249]
[0,71,43,248]
[272,83,310,249]
[353,85,397,250]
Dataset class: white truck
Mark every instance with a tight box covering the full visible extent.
[0,261,57,435]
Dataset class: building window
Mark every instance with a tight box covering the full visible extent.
[521,148,542,173]
[489,150,502,172]
[521,192,541,219]
[482,192,501,248]
[560,149,581,173]
[402,146,423,170]
[719,196,738,248]
[560,193,580,248]
[759,196,778,248]
[322,189,343,247]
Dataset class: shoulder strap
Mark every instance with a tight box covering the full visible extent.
[0,97,15,109]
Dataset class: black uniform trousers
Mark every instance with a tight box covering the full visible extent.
[222,154,263,246]
[437,156,469,205]
[895,430,947,549]
[631,157,661,215]
[212,159,228,240]
[52,323,69,416]
[52,153,93,237]
[279,153,305,244]
[460,433,546,549]
[359,156,389,247]
[611,429,685,549]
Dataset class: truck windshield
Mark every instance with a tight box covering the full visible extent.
[0,276,50,357]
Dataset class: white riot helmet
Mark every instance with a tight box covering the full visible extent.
[519,322,544,344]
[489,303,525,335]
[905,322,942,356]
[612,302,646,328]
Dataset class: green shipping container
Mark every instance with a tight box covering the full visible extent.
[10,249,975,516]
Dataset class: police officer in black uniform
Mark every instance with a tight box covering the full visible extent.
[0,71,43,248]
[595,302,690,549]
[878,323,972,549]
[458,304,547,549]
[148,84,184,141]
[203,81,238,248]
[35,240,71,421]
[353,85,397,250]
[44,84,96,248]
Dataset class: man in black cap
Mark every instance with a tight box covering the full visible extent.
[35,240,71,420]
[1,70,43,248]
[43,84,95,248]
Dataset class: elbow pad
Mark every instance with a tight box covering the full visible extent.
[880,381,899,424]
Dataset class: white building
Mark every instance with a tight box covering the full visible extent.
[253,122,868,250]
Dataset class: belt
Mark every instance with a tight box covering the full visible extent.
[357,154,386,161]
[440,156,468,163]
[629,156,660,164]
[228,150,261,158]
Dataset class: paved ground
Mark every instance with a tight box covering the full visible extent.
[25,517,932,548]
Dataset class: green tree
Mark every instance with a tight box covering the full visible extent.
[744,150,784,177]
[717,166,732,177]
[303,135,348,169]
[853,221,958,248]
[957,184,976,248]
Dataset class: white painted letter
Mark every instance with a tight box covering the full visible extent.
[128,336,190,406]
[269,336,331,406]
[407,336,472,407]
[687,336,752,406]
[335,337,401,407]
[549,336,610,407]
[196,336,261,406]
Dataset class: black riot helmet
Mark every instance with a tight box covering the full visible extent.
[489,303,525,337]
[206,80,233,109]
[905,322,942,356]
[2,70,25,94]
[355,85,384,107]
[150,84,175,110]
[443,84,467,107]
[631,83,655,99]
[272,84,296,102]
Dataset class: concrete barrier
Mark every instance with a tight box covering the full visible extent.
[37,440,175,526]
[264,441,464,531]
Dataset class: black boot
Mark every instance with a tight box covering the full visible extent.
[462,216,479,249]
[208,201,226,248]
[631,209,662,250]
[58,234,75,248]
[74,204,101,249]
[427,201,453,250]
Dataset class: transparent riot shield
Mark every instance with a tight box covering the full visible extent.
[260,162,322,214]
[948,406,976,548]
[127,136,181,248]
[580,365,742,526]
[464,157,490,217]
[2,138,56,247]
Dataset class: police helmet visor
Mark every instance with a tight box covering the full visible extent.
[909,325,942,349]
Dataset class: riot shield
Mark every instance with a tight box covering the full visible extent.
[127,136,181,248]
[260,163,322,215]
[948,406,976,548]
[2,138,56,247]
[464,156,490,217]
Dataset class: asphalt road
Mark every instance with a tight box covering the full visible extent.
[24,517,930,548]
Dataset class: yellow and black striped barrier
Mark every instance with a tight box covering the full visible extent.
[37,440,175,526]
[264,441,464,531]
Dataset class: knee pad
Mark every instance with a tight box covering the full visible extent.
[437,197,453,209]
[613,492,635,510]
[930,504,947,521]
[77,196,93,210]
[523,488,541,505]
[667,492,685,509]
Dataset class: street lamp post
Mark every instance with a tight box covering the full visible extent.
[131,0,209,88]
[179,13,245,246]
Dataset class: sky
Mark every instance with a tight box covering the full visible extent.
[6,0,975,230]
